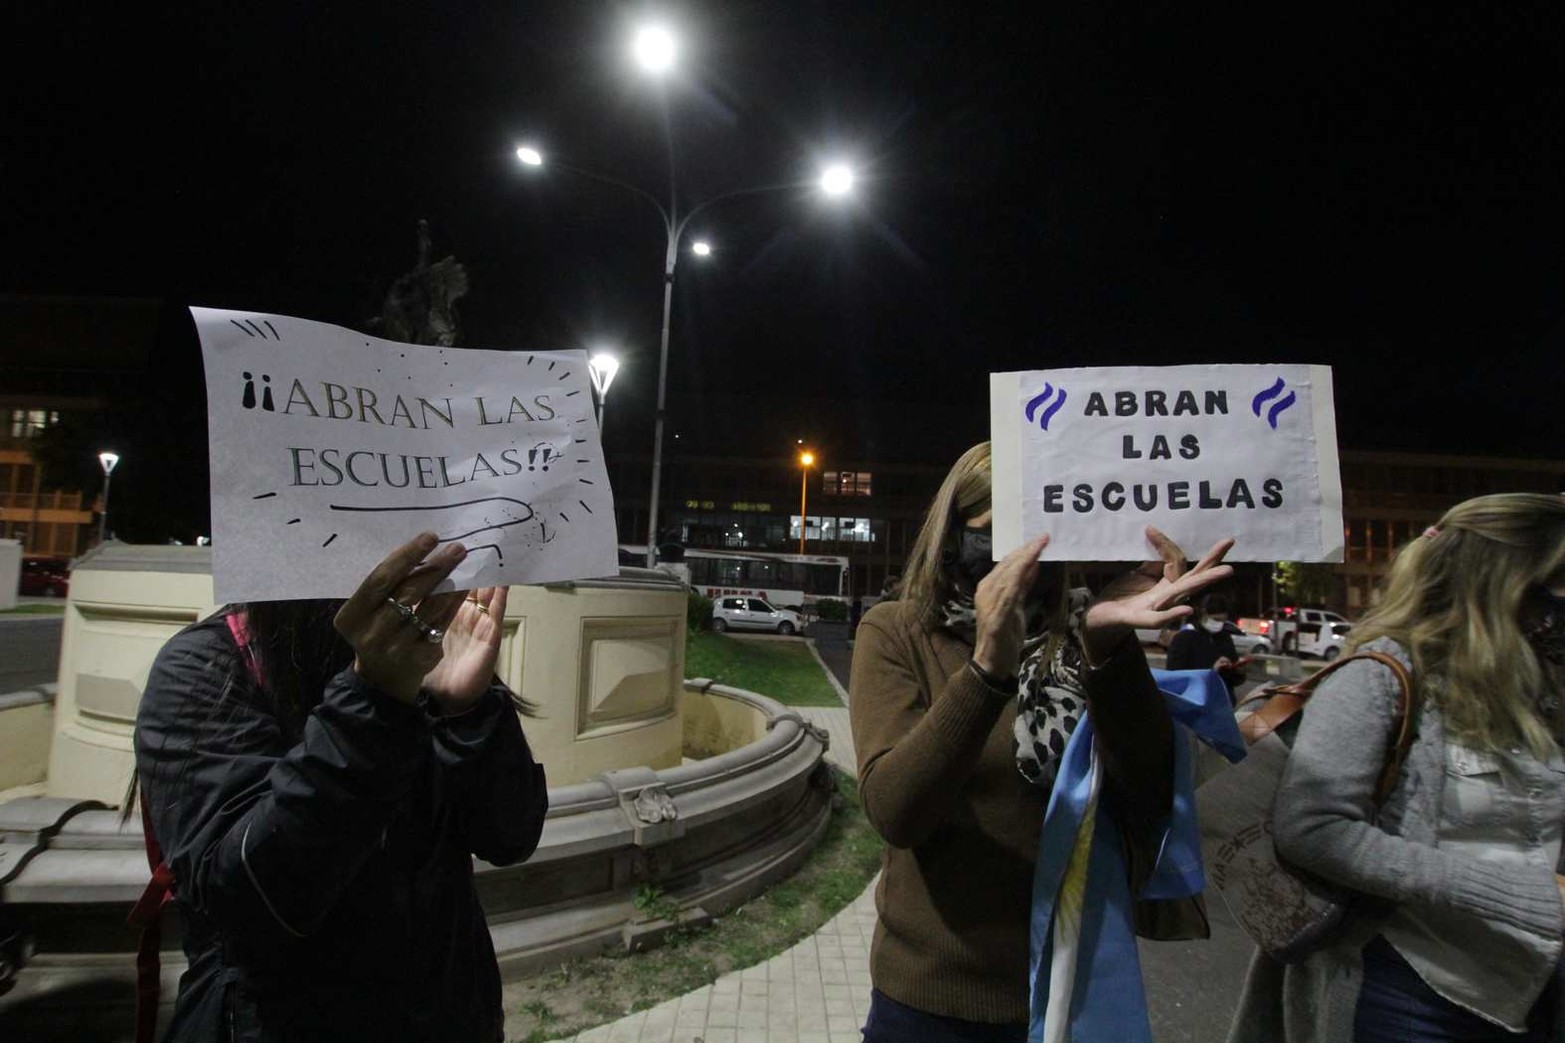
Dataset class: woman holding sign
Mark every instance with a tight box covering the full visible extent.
[1229,493,1565,1043]
[849,441,1235,1041]
[135,532,546,1042]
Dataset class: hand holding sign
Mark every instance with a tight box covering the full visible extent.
[334,532,471,704]
[422,584,509,714]
[1080,527,1235,665]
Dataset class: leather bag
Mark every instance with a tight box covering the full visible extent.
[1196,651,1415,963]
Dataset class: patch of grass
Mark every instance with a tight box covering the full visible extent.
[0,603,66,615]
[502,770,884,1042]
[683,630,843,707]
[632,884,681,923]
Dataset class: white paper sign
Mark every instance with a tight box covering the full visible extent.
[195,308,619,601]
[990,364,1343,562]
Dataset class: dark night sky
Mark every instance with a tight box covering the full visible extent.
[4,2,1563,465]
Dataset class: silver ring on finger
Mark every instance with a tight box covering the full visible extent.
[386,596,443,642]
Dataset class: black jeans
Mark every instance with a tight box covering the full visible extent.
[862,988,1028,1043]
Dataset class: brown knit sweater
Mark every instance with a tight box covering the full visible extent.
[849,598,1179,1024]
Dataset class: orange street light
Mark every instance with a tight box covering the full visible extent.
[797,450,815,555]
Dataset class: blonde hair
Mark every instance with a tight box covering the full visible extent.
[1350,493,1565,756]
[902,442,993,623]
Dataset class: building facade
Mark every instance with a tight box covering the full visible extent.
[0,296,163,559]
[1338,450,1564,612]
[609,447,1564,614]
[0,409,96,560]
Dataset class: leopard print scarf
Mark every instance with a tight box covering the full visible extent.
[939,589,1092,787]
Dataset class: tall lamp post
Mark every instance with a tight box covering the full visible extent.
[96,451,120,545]
[587,352,620,442]
[515,25,857,567]
[797,450,815,555]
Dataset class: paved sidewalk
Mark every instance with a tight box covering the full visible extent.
[539,636,874,1043]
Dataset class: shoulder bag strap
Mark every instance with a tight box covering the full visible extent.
[1236,652,1417,804]
[1351,650,1417,804]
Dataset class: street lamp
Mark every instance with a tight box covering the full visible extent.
[587,352,620,441]
[798,450,815,555]
[515,147,855,568]
[631,24,677,75]
[820,164,855,197]
[515,22,857,567]
[96,451,119,545]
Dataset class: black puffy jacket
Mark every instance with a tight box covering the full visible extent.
[134,612,548,1042]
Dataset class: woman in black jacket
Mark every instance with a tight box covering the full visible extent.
[134,532,548,1042]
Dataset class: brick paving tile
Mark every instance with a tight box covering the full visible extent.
[539,703,874,1043]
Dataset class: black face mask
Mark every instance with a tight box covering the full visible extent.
[1526,587,1565,665]
[948,527,1066,616]
[952,527,995,592]
[1027,561,1067,622]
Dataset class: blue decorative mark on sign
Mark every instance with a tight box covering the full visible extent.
[1250,378,1298,430]
[1024,383,1069,431]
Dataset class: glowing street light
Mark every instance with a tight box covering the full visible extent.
[513,156,855,569]
[97,451,120,545]
[632,25,677,74]
[515,27,858,568]
[820,164,855,197]
[798,450,815,555]
[587,352,620,441]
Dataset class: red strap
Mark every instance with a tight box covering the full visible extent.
[130,793,174,1043]
[226,609,264,687]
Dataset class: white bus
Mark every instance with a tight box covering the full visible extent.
[619,545,849,612]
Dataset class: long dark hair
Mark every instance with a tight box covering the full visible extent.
[238,599,355,737]
[237,599,539,728]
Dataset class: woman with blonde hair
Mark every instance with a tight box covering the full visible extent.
[850,441,1235,1041]
[1229,492,1565,1042]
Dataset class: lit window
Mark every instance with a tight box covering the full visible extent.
[838,518,874,543]
[822,471,873,496]
[9,410,58,439]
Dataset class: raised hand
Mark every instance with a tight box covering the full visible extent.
[333,532,470,704]
[972,534,1051,681]
[422,586,509,713]
[1082,527,1236,665]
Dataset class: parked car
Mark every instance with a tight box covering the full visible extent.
[1225,621,1273,656]
[1305,621,1353,661]
[1236,606,1351,656]
[1137,620,1273,655]
[18,557,69,597]
[711,596,803,635]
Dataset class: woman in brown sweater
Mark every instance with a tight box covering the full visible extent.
[850,442,1233,1041]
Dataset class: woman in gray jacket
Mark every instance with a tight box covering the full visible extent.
[1229,493,1565,1042]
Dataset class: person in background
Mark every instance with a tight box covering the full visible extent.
[1165,594,1245,697]
[135,532,547,1042]
[849,441,1234,1042]
[1228,493,1565,1042]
